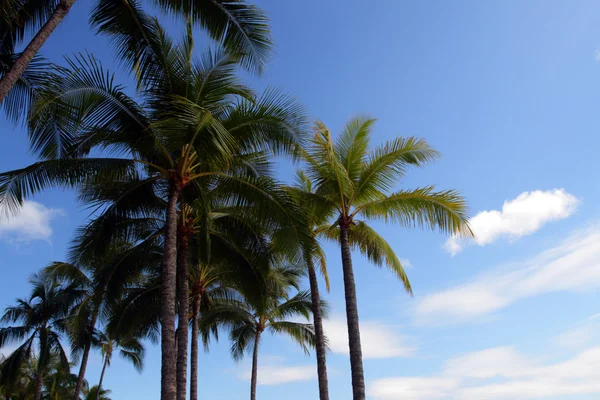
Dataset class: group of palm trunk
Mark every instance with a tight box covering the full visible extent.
[0,0,473,399]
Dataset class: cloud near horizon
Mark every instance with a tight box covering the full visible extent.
[0,201,64,244]
[445,189,578,255]
[370,344,600,400]
[417,224,600,325]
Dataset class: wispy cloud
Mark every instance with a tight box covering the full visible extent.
[324,316,415,359]
[239,362,315,385]
[370,345,600,400]
[417,224,600,324]
[445,189,578,255]
[0,201,64,244]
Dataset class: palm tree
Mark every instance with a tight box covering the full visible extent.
[42,356,83,400]
[95,333,143,400]
[83,385,112,400]
[201,265,318,400]
[42,245,154,400]
[0,12,306,399]
[0,0,272,103]
[0,274,81,400]
[298,116,472,400]
[287,173,331,400]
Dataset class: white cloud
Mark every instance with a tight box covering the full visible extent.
[370,346,600,400]
[239,363,315,385]
[400,258,413,269]
[595,49,600,62]
[445,189,578,255]
[0,201,64,244]
[417,225,600,324]
[324,316,415,359]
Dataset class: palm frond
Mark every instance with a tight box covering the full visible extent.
[153,0,272,74]
[0,157,137,216]
[357,186,472,236]
[268,321,315,355]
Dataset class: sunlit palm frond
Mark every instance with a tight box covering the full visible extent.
[357,186,472,236]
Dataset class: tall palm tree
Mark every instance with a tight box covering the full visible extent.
[287,172,331,400]
[299,116,472,400]
[0,0,272,103]
[95,333,143,400]
[0,13,306,399]
[0,274,81,400]
[201,265,318,400]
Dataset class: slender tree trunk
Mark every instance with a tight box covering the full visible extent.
[189,293,201,400]
[96,356,109,400]
[176,233,190,400]
[250,329,261,400]
[307,257,330,400]
[0,0,76,103]
[340,224,365,400]
[161,184,181,400]
[33,370,44,400]
[73,310,99,400]
[34,329,48,400]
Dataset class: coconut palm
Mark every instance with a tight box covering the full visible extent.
[286,173,331,400]
[298,116,472,400]
[0,11,306,398]
[201,265,318,400]
[94,332,143,400]
[0,0,272,104]
[0,274,81,400]
[42,243,156,400]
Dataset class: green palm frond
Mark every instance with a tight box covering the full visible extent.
[267,321,315,355]
[353,136,439,205]
[29,53,149,159]
[90,0,167,89]
[153,0,272,74]
[0,157,136,216]
[0,52,47,123]
[350,221,412,294]
[357,186,472,236]
[270,290,312,321]
[335,115,374,181]
[228,322,256,361]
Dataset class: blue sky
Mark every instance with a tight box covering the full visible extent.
[2,0,600,399]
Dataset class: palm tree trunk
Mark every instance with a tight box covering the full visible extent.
[96,356,109,400]
[189,293,201,400]
[73,310,99,400]
[161,184,181,400]
[339,224,365,400]
[34,328,48,400]
[0,0,76,103]
[176,233,190,400]
[307,257,329,400]
[250,330,261,400]
[33,370,44,400]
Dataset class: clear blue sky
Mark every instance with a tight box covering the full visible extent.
[2,1,600,399]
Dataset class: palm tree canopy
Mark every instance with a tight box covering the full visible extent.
[298,116,472,293]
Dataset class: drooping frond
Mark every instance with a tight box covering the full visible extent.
[0,52,47,123]
[29,54,149,159]
[349,221,412,294]
[152,0,272,74]
[267,321,315,355]
[270,290,312,320]
[0,158,137,216]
